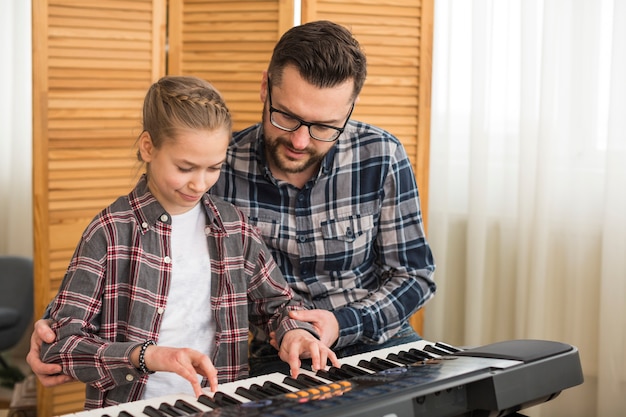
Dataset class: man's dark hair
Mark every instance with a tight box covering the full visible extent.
[268,20,367,100]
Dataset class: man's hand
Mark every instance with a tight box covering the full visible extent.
[137,345,218,396]
[288,309,340,347]
[277,329,340,378]
[26,319,74,387]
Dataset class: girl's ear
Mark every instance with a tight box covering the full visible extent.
[138,131,154,163]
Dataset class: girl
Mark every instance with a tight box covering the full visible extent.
[40,75,337,409]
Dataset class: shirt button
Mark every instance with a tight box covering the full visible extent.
[160,214,169,222]
[164,256,171,264]
[141,222,148,229]
[126,374,134,382]
[157,307,165,314]
[298,235,306,243]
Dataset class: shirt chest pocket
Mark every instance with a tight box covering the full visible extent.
[248,217,285,253]
[321,214,374,243]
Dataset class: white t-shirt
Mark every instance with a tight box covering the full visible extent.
[143,203,215,398]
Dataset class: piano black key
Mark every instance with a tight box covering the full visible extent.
[387,353,416,365]
[235,386,266,401]
[249,383,278,398]
[197,395,218,409]
[357,359,387,372]
[409,348,436,359]
[262,381,291,394]
[370,357,401,369]
[297,373,327,386]
[283,376,310,390]
[328,366,354,379]
[435,341,462,353]
[398,351,427,363]
[315,369,344,381]
[340,364,370,377]
[397,350,427,362]
[213,392,242,406]
[119,412,135,417]
[158,403,184,417]
[423,344,450,356]
[142,406,167,417]
[173,400,202,414]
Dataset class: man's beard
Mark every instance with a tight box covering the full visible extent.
[264,134,324,174]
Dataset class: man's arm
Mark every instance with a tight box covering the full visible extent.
[331,141,436,348]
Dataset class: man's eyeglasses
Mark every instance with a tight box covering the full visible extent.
[267,78,354,142]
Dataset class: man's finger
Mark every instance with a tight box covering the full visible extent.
[269,331,279,350]
[38,373,73,388]
[34,319,57,344]
[289,310,317,322]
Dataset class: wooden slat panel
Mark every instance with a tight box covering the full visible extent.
[169,0,294,131]
[32,1,166,415]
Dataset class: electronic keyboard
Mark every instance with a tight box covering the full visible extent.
[60,338,584,417]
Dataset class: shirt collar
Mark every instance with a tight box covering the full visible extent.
[129,174,224,232]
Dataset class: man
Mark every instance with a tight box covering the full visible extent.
[28,20,436,384]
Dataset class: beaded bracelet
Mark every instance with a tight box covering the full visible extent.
[138,340,156,374]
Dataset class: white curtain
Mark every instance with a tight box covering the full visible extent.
[0,0,33,257]
[425,0,626,416]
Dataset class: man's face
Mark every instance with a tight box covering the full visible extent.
[260,66,355,184]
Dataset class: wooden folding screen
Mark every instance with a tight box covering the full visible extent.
[32,1,166,415]
[299,0,434,335]
[32,1,432,415]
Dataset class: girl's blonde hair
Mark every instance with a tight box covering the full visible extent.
[138,76,231,159]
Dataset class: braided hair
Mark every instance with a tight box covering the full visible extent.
[138,76,231,161]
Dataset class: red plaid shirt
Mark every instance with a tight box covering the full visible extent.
[41,175,313,409]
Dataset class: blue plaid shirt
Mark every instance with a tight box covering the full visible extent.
[212,120,436,348]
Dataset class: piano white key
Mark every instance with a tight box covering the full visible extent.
[70,404,126,417]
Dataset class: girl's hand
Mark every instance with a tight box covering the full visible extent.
[278,329,340,377]
[134,345,218,396]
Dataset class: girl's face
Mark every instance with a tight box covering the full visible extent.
[138,128,229,215]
